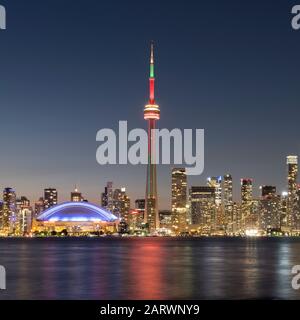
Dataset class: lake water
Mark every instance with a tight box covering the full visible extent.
[0,237,300,300]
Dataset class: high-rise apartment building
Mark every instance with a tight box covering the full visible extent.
[189,186,215,235]
[101,182,113,212]
[3,188,17,234]
[44,188,58,210]
[112,188,130,223]
[241,179,253,230]
[223,174,233,232]
[71,187,82,202]
[171,168,187,232]
[287,155,299,232]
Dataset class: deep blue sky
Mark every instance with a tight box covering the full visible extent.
[0,0,299,208]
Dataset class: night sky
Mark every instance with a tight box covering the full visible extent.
[0,0,299,209]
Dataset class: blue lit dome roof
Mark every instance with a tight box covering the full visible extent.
[37,202,118,223]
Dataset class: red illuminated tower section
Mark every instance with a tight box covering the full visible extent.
[144,42,160,232]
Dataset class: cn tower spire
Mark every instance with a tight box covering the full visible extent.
[149,41,155,105]
[150,41,154,73]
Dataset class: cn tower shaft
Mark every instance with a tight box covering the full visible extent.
[144,42,160,232]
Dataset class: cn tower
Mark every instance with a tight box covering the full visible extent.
[144,42,160,232]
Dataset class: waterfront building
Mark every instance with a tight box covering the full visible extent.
[241,179,253,231]
[128,199,145,232]
[189,186,215,235]
[33,202,118,235]
[101,182,113,212]
[34,197,44,218]
[20,208,33,235]
[259,193,281,233]
[112,188,130,223]
[223,174,233,233]
[17,196,32,235]
[0,201,3,228]
[287,156,299,232]
[71,187,82,202]
[232,202,242,235]
[207,176,224,234]
[44,188,58,210]
[2,188,17,234]
[171,168,187,233]
[261,185,276,198]
[280,191,289,232]
[159,210,173,230]
[207,176,222,207]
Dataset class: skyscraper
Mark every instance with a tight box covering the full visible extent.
[207,176,222,207]
[189,186,215,235]
[261,186,276,198]
[280,191,289,232]
[259,188,280,233]
[17,196,32,235]
[287,155,299,232]
[128,199,146,232]
[2,188,17,233]
[34,197,44,218]
[144,42,160,232]
[112,188,130,223]
[241,179,253,204]
[71,187,82,202]
[241,179,253,231]
[223,174,233,232]
[44,188,58,210]
[0,201,3,232]
[207,176,223,233]
[101,182,113,212]
[171,168,187,232]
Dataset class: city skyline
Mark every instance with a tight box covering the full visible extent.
[0,153,298,209]
[0,0,299,208]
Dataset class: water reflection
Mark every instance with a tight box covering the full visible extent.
[0,238,300,300]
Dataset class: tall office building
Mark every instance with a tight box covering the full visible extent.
[101,182,113,212]
[171,168,187,232]
[287,155,299,232]
[44,188,58,210]
[259,190,280,233]
[135,199,145,211]
[0,201,3,231]
[159,210,173,230]
[280,192,289,232]
[232,202,242,234]
[128,199,146,231]
[207,176,222,207]
[241,179,253,231]
[241,179,253,204]
[223,174,233,232]
[71,187,82,202]
[2,188,17,233]
[144,42,160,232]
[34,197,44,218]
[261,186,276,198]
[189,186,215,235]
[17,196,32,235]
[207,176,224,233]
[112,188,130,223]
